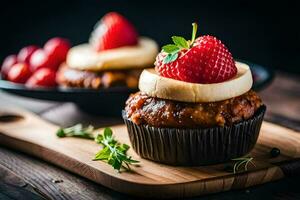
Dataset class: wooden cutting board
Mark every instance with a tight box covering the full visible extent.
[0,107,300,199]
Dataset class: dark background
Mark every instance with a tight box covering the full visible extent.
[1,0,299,73]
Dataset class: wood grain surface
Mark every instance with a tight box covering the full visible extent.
[0,164,46,200]
[0,105,299,199]
[0,71,299,199]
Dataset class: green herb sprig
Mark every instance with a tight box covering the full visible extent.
[162,23,198,64]
[93,128,139,172]
[56,125,139,172]
[56,124,95,139]
[224,156,256,173]
[232,156,256,174]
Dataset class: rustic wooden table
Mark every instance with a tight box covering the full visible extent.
[0,71,299,200]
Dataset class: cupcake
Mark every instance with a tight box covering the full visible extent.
[57,12,158,89]
[123,23,266,166]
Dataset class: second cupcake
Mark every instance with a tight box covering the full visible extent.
[57,12,158,89]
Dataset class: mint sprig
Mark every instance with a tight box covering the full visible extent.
[162,23,198,64]
[94,128,139,172]
[56,125,139,172]
[56,124,95,139]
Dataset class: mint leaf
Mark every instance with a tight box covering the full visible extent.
[94,146,111,160]
[103,127,112,139]
[162,44,180,54]
[112,159,122,170]
[94,127,139,172]
[172,36,189,49]
[95,134,103,144]
[163,53,178,64]
[56,128,66,137]
[117,143,130,153]
[56,124,94,139]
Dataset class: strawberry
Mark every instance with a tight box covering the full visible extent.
[7,63,32,84]
[155,23,237,84]
[1,55,18,79]
[44,37,70,63]
[29,49,59,72]
[17,45,39,63]
[89,12,138,51]
[26,68,57,88]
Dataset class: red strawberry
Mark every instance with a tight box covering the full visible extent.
[155,23,237,84]
[44,37,70,63]
[7,63,32,83]
[29,49,59,72]
[1,55,18,79]
[17,45,39,63]
[89,12,138,51]
[26,68,57,88]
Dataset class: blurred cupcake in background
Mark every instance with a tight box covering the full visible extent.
[57,12,158,89]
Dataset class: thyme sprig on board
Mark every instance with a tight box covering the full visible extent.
[93,128,139,172]
[56,125,138,172]
[232,156,256,174]
[56,124,95,139]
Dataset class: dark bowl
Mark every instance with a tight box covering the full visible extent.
[0,80,137,116]
[0,60,273,116]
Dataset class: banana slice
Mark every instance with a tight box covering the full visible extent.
[139,61,253,103]
[66,37,158,71]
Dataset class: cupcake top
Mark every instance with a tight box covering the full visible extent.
[138,23,253,103]
[66,12,158,72]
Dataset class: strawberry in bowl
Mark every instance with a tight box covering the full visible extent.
[0,37,70,88]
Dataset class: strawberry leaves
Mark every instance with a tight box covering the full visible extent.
[163,53,179,63]
[162,23,198,64]
[162,44,180,53]
[172,36,189,49]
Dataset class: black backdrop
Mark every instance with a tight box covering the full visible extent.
[1,0,299,73]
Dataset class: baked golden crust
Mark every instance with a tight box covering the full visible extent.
[125,90,262,128]
[56,64,142,89]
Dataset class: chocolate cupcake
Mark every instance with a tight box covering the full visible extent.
[123,23,266,166]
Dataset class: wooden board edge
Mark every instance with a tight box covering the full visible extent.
[0,132,286,199]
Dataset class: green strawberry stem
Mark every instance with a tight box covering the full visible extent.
[190,23,198,46]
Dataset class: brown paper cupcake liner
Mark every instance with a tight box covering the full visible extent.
[123,105,266,166]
